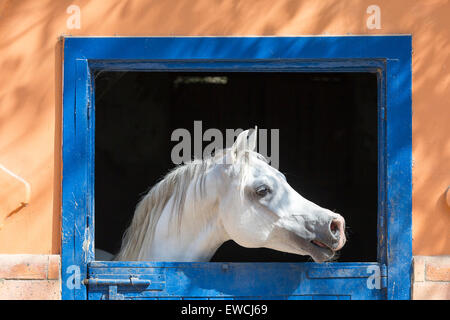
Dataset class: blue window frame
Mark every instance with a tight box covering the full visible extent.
[62,36,412,300]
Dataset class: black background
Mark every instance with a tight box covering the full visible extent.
[94,71,378,262]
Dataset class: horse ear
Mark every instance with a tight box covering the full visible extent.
[248,126,257,151]
[232,127,258,157]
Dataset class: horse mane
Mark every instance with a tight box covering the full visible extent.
[114,149,268,261]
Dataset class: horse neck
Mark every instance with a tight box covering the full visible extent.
[140,190,229,262]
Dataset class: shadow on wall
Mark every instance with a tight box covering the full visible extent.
[0,0,449,255]
[0,0,352,253]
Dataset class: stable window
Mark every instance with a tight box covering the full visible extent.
[62,36,412,300]
[95,71,378,263]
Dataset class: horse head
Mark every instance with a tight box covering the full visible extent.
[215,128,346,262]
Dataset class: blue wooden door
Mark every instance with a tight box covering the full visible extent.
[86,261,386,300]
[62,36,412,300]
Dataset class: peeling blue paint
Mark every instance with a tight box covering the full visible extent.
[62,36,412,300]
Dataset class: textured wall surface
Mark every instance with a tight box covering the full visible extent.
[413,256,450,300]
[0,0,449,256]
[0,254,60,299]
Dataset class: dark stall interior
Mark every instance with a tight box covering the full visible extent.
[94,71,378,262]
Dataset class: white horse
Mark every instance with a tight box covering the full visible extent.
[99,128,346,262]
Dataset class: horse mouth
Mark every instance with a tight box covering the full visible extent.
[311,240,331,250]
[307,239,336,263]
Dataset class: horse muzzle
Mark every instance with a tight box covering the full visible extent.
[310,215,346,252]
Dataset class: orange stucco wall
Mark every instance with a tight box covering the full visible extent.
[0,0,449,255]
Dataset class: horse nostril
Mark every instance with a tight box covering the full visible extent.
[329,217,346,251]
[330,219,343,237]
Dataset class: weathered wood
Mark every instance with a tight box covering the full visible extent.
[62,36,412,300]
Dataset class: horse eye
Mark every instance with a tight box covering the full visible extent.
[255,185,271,197]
